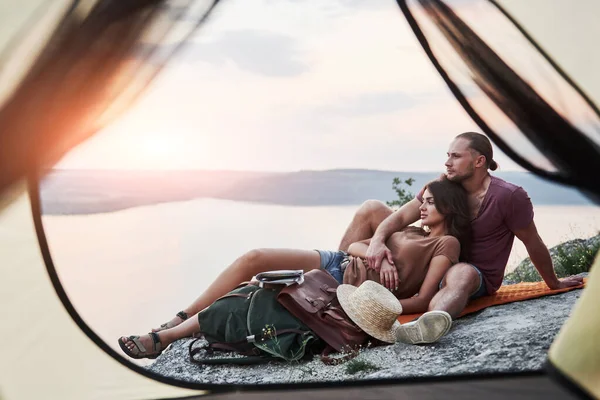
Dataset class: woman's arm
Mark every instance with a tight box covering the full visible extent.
[347,239,371,258]
[399,254,453,314]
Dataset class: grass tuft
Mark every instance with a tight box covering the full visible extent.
[345,359,380,375]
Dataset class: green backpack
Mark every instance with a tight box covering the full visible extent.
[189,283,320,365]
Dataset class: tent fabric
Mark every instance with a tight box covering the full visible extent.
[0,0,220,195]
[181,373,579,400]
[0,0,599,399]
[0,1,72,108]
[549,254,600,398]
[0,2,218,398]
[398,0,600,200]
[0,189,201,399]
[497,0,600,107]
[397,279,587,324]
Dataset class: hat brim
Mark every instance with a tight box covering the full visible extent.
[337,284,401,344]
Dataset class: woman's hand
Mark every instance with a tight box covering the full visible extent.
[366,240,395,272]
[379,259,399,292]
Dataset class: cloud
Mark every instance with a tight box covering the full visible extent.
[179,29,309,77]
[315,91,418,117]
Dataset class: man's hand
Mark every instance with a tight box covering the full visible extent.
[366,240,394,272]
[379,260,399,291]
[548,275,584,290]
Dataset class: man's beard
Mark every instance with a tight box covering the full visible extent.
[446,165,475,183]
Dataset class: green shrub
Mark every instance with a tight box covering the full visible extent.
[386,177,415,209]
[505,236,599,283]
[554,239,600,277]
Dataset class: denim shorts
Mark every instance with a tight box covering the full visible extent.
[315,250,348,284]
[439,263,488,300]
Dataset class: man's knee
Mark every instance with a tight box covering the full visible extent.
[428,263,480,314]
[442,263,480,293]
[355,199,392,222]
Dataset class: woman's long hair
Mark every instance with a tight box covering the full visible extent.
[426,177,472,260]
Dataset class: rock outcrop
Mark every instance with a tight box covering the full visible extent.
[147,274,587,385]
[504,234,599,284]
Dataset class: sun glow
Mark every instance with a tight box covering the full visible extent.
[140,134,180,159]
[116,127,210,170]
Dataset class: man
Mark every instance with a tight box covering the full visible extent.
[338,132,584,344]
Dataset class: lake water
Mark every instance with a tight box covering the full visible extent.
[41,199,600,364]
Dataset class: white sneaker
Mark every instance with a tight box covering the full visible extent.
[395,310,452,344]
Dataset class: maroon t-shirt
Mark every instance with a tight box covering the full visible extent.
[417,176,534,294]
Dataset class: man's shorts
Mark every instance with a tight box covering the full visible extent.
[439,263,488,300]
[315,249,349,284]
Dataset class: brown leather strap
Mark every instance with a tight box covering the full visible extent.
[305,297,328,309]
[320,284,336,294]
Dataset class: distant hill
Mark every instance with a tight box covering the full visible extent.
[39,169,594,215]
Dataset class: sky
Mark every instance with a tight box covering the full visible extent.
[44,0,599,172]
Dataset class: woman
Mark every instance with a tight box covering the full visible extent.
[119,178,471,359]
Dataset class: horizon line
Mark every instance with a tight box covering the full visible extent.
[48,167,528,174]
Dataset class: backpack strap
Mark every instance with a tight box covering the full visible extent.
[188,327,312,364]
[214,328,310,347]
[189,338,272,365]
[213,289,256,302]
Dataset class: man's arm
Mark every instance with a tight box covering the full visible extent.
[366,198,421,271]
[514,221,584,289]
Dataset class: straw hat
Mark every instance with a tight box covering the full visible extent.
[337,280,403,343]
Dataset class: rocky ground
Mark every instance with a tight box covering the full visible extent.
[147,274,587,385]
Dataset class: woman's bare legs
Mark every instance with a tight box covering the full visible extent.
[338,200,393,252]
[121,316,202,357]
[153,201,393,332]
[153,248,322,332]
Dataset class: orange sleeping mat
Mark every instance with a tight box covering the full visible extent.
[397,278,587,324]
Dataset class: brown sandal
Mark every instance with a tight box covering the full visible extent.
[118,332,163,359]
[153,311,189,333]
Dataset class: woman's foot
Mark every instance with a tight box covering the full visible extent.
[118,332,163,359]
[152,311,189,333]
